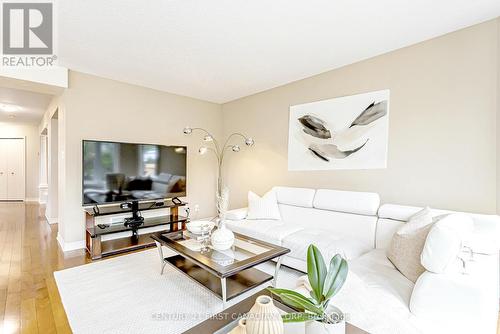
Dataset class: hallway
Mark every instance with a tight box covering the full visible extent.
[0,202,89,334]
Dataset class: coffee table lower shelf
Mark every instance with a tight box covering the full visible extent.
[166,255,273,302]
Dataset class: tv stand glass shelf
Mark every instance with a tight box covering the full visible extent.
[85,200,187,260]
[87,215,187,237]
[83,200,185,217]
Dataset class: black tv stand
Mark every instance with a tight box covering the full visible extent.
[124,216,145,237]
[84,199,187,260]
[122,200,145,237]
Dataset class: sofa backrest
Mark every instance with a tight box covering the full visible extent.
[273,186,380,214]
[313,189,380,216]
[274,186,316,208]
[262,187,500,254]
[376,204,500,254]
[273,186,380,249]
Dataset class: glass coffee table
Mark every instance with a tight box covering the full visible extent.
[151,230,290,307]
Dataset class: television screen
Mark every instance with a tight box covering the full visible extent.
[82,140,187,205]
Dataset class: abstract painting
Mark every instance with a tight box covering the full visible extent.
[288,89,389,170]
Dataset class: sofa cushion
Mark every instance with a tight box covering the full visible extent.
[282,229,370,261]
[350,249,414,308]
[278,204,377,250]
[272,186,315,208]
[225,207,248,221]
[247,190,281,220]
[224,219,302,246]
[410,269,497,334]
[313,189,380,216]
[295,264,422,334]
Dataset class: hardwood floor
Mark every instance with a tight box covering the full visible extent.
[0,201,499,334]
[0,202,90,334]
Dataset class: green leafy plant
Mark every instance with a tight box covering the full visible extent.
[268,245,348,324]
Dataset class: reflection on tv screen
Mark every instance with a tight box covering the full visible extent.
[82,141,187,205]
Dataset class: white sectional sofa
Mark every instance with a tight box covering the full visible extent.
[224,186,500,334]
[226,186,381,271]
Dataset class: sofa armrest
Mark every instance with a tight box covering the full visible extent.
[410,269,498,333]
[225,208,248,221]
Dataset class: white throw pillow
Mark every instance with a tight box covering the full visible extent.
[433,213,474,240]
[386,207,434,283]
[420,214,473,274]
[420,224,461,273]
[246,190,281,220]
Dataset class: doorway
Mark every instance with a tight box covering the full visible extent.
[45,109,58,224]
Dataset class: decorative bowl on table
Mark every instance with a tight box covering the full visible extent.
[186,220,215,234]
[211,222,235,251]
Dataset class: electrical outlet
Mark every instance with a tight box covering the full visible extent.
[194,204,200,213]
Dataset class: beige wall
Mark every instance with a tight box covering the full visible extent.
[0,121,39,200]
[222,19,499,214]
[45,71,222,245]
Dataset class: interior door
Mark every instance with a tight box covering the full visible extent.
[0,140,7,199]
[6,138,25,200]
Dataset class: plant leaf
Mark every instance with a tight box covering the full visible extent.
[267,288,323,315]
[307,245,327,303]
[323,254,348,301]
[282,313,322,323]
[268,288,314,309]
[268,288,314,304]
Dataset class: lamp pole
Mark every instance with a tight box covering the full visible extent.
[183,126,254,215]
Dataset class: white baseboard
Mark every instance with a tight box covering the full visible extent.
[25,197,39,202]
[57,233,85,252]
[45,214,58,224]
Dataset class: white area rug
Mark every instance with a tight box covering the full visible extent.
[54,248,302,334]
[55,248,424,334]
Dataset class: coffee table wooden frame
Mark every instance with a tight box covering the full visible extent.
[151,231,290,308]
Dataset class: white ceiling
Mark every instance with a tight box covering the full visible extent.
[58,0,500,103]
[0,87,53,123]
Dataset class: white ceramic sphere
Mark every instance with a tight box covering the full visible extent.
[211,224,235,250]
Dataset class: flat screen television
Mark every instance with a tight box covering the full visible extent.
[82,140,187,205]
